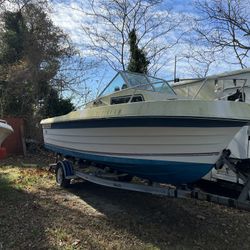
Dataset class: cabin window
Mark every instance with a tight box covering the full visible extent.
[111,95,144,105]
[131,95,144,102]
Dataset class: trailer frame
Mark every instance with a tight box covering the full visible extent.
[50,153,250,212]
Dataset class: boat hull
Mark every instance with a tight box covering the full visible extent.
[42,117,243,184]
[45,143,213,184]
[0,122,13,146]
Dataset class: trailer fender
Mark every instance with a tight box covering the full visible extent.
[56,160,75,178]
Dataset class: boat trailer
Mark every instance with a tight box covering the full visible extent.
[49,151,250,211]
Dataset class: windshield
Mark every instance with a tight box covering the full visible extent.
[99,71,176,97]
[122,72,154,91]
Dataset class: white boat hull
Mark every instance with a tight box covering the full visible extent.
[43,126,239,164]
[0,121,13,146]
[43,124,241,184]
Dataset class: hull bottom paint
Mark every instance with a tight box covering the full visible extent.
[45,143,213,185]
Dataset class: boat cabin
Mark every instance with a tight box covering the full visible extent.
[91,71,177,107]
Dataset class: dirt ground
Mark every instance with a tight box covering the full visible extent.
[0,153,250,250]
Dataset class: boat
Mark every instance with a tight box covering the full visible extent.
[0,120,13,146]
[40,71,250,185]
[172,70,250,184]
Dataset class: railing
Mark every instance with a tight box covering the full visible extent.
[191,77,249,102]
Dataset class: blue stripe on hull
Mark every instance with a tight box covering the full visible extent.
[45,144,214,185]
[45,117,247,129]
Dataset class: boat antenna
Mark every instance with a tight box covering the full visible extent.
[174,55,179,83]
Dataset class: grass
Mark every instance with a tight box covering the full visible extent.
[0,160,156,250]
[1,154,250,249]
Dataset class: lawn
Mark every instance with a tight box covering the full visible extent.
[1,154,250,250]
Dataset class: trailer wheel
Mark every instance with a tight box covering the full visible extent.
[56,165,70,188]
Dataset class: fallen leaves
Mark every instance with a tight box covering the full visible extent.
[1,154,250,250]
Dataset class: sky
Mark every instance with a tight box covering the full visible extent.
[3,0,248,104]
[49,0,247,86]
[50,0,197,81]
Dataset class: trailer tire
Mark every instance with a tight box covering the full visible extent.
[56,165,70,188]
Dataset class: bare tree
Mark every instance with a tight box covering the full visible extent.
[55,55,100,107]
[195,0,250,68]
[75,0,184,74]
[181,44,217,78]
